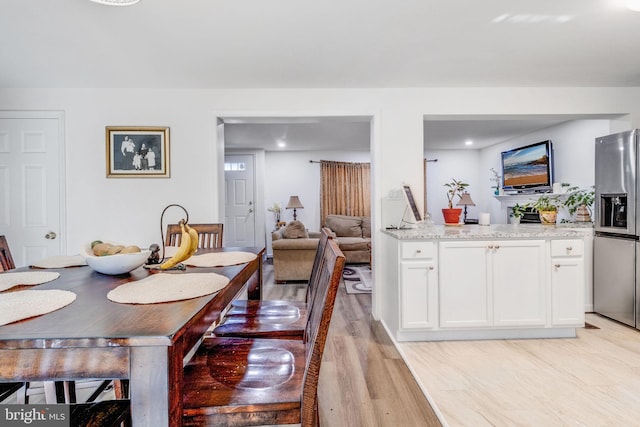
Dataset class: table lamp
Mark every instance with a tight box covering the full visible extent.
[457,192,477,224]
[286,196,304,220]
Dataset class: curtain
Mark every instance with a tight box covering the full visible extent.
[320,160,371,222]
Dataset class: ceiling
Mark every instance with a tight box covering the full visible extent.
[3,0,640,89]
[3,1,638,150]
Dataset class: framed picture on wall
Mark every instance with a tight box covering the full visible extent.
[106,126,170,178]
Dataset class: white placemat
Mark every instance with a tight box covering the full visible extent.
[185,251,257,267]
[0,289,76,326]
[107,273,230,304]
[0,271,61,292]
[31,255,87,269]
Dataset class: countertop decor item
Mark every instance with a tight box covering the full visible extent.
[532,194,562,225]
[442,178,468,224]
[456,191,476,224]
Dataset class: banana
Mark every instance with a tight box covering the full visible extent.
[184,223,199,258]
[159,220,192,269]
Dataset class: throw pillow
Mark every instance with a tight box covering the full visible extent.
[282,220,309,239]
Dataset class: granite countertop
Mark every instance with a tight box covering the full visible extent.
[382,223,593,240]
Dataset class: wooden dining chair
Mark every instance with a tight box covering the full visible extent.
[69,399,131,427]
[181,238,345,426]
[0,235,16,271]
[212,228,332,339]
[165,223,223,249]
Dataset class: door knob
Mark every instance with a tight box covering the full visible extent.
[45,231,57,240]
[248,208,254,214]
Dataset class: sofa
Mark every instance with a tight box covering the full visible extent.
[271,216,370,283]
[271,221,321,283]
[323,214,371,264]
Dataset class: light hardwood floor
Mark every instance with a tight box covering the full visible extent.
[262,261,442,427]
[399,313,640,426]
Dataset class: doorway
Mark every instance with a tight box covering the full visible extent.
[0,111,65,267]
[224,154,257,247]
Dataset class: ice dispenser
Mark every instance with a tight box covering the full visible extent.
[600,194,628,228]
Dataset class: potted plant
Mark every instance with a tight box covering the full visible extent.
[442,178,469,224]
[563,186,595,222]
[532,195,562,225]
[510,203,529,225]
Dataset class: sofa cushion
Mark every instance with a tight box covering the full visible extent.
[282,220,309,239]
[361,216,371,238]
[325,215,362,238]
[336,237,370,252]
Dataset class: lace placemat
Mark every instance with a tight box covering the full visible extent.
[0,271,61,292]
[0,289,76,326]
[31,255,87,269]
[185,251,257,267]
[107,273,230,304]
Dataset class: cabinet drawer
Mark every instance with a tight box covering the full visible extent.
[401,241,435,259]
[551,239,584,257]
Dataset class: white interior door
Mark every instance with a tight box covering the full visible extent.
[0,112,64,268]
[224,154,256,247]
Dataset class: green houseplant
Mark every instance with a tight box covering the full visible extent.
[563,186,595,222]
[532,194,562,225]
[510,203,529,225]
[442,178,469,224]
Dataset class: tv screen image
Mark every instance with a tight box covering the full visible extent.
[501,140,553,191]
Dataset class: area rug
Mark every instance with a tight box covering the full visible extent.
[343,265,372,294]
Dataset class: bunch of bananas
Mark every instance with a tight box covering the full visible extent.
[159,220,199,270]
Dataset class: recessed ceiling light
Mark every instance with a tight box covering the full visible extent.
[277,140,287,148]
[626,0,640,11]
[491,13,574,24]
[465,140,473,146]
[89,0,141,6]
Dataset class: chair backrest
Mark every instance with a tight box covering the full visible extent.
[165,223,223,249]
[301,238,345,425]
[305,227,333,304]
[0,235,16,272]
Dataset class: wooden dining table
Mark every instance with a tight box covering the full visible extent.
[0,246,264,426]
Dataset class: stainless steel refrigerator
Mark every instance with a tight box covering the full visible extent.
[594,129,640,328]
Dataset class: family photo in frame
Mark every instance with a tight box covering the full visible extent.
[106,126,170,178]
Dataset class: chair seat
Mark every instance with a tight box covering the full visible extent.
[227,299,306,316]
[182,337,304,425]
[214,303,307,339]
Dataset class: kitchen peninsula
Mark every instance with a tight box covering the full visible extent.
[381,224,590,342]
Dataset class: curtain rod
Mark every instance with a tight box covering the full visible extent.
[311,159,437,163]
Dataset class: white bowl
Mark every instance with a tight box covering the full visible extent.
[81,244,151,275]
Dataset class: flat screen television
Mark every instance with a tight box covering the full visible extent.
[501,140,554,192]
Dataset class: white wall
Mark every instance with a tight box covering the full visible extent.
[2,86,640,321]
[426,119,618,224]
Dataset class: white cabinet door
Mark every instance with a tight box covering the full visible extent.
[439,241,491,328]
[400,260,437,329]
[492,240,546,326]
[551,257,585,326]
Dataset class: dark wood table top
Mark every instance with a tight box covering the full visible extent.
[0,246,264,349]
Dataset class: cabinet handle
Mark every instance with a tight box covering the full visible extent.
[554,264,561,268]
[566,246,572,251]
[494,245,500,249]
[416,249,422,254]
[429,266,434,270]
[487,245,494,249]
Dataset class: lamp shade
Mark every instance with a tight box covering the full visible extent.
[456,192,475,206]
[286,196,304,209]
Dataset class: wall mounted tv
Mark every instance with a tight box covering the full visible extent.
[501,140,554,193]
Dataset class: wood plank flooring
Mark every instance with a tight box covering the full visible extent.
[398,312,640,426]
[262,261,442,427]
